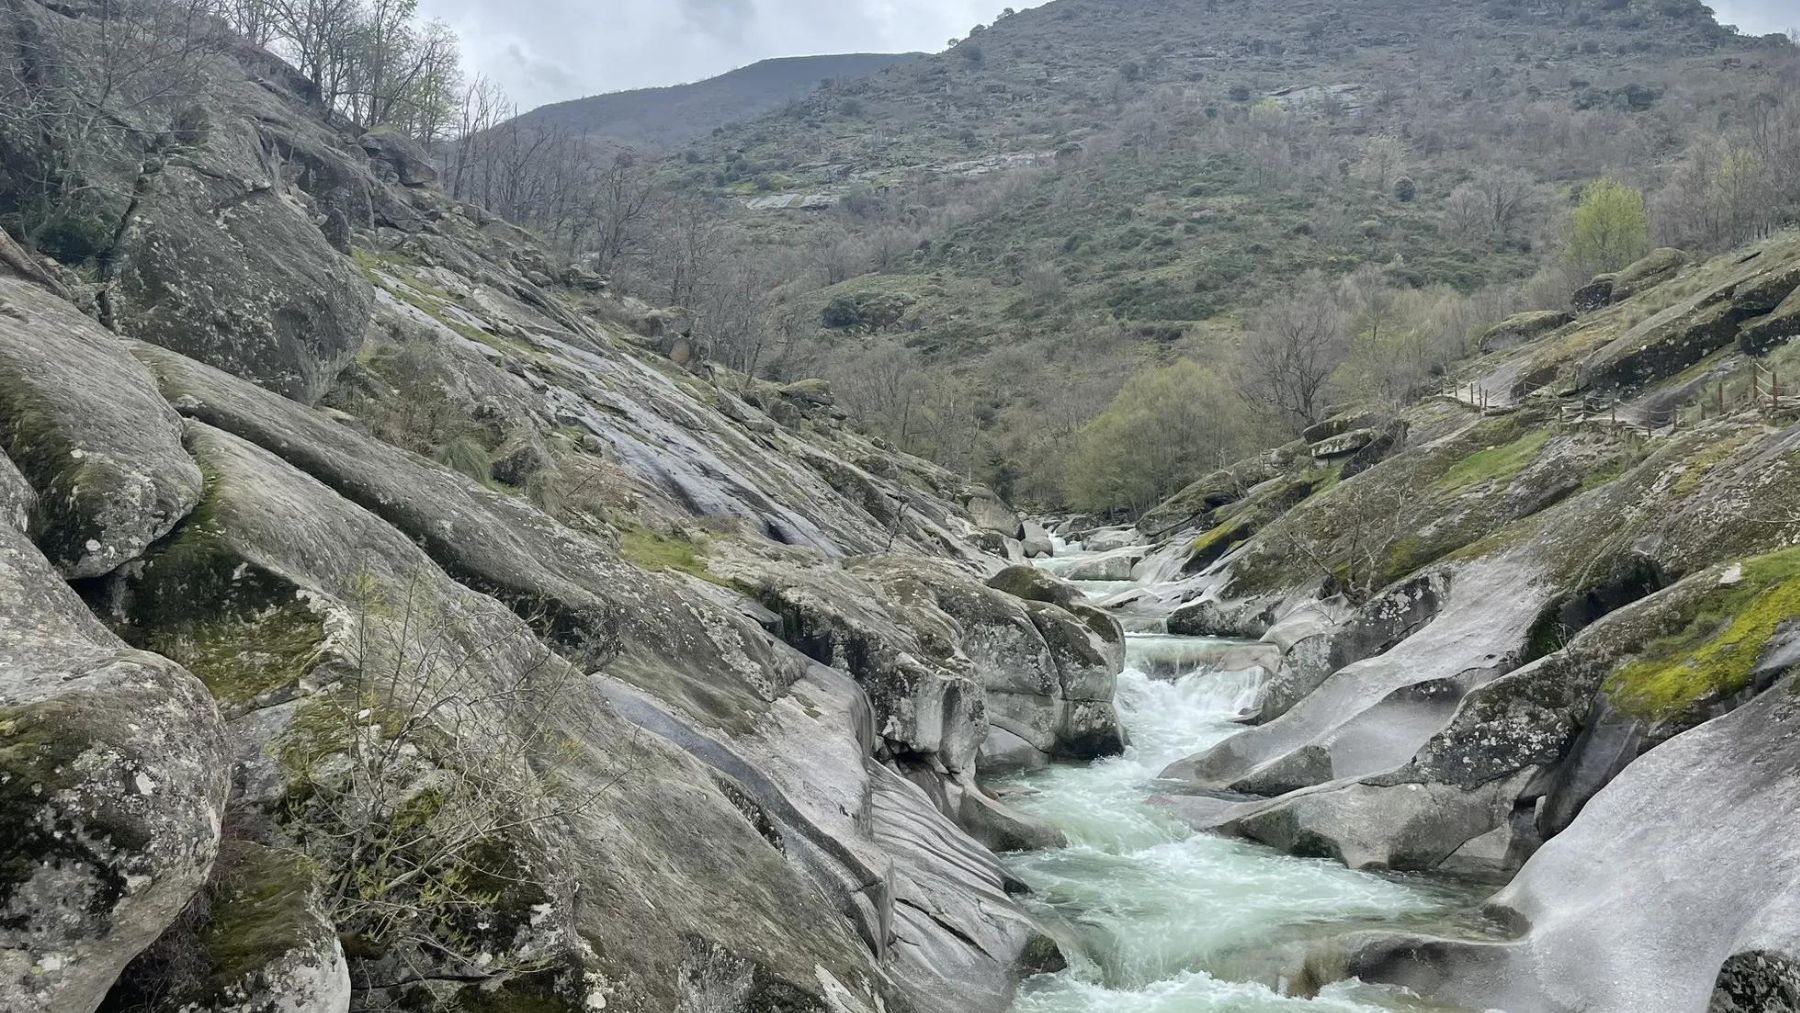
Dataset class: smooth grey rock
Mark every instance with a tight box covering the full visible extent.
[1041,545,1147,582]
[600,658,1049,1013]
[0,517,229,1013]
[165,421,891,1010]
[1163,557,1543,792]
[0,450,32,533]
[1257,579,1440,723]
[138,344,819,738]
[1354,675,1800,1013]
[745,557,989,774]
[1308,427,1378,458]
[0,275,202,578]
[848,556,1125,768]
[357,126,437,186]
[1083,527,1144,553]
[967,488,1023,539]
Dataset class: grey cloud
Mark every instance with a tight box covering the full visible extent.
[502,41,579,97]
[1710,0,1796,33]
[679,0,757,44]
[420,0,1016,108]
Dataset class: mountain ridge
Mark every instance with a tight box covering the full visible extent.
[513,51,923,148]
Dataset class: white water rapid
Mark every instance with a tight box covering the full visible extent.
[996,559,1480,1012]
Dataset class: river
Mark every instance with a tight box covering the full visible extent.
[993,551,1483,1012]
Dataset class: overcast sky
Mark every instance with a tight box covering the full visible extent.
[418,0,1797,111]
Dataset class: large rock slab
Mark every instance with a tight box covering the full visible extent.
[102,72,373,402]
[0,276,202,577]
[601,661,1049,1013]
[1477,310,1573,352]
[135,343,812,737]
[1353,672,1800,1013]
[0,509,229,1012]
[1162,556,1545,793]
[156,421,894,1010]
[967,488,1023,539]
[853,557,1125,768]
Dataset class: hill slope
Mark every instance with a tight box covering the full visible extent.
[515,52,921,148]
[654,0,1798,505]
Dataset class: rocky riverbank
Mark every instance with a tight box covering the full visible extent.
[1107,234,1800,1009]
[0,5,1124,1009]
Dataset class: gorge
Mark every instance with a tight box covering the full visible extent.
[2,0,1800,1011]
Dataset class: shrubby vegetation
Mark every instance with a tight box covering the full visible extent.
[1065,360,1266,515]
[6,0,1800,517]
[1569,178,1651,275]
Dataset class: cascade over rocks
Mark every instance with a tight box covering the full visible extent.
[1128,231,1800,1006]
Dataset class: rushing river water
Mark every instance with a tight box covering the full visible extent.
[995,566,1482,1012]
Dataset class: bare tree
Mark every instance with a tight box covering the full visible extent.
[1237,271,1351,430]
[589,150,656,277]
[1446,166,1537,243]
[0,0,227,254]
[285,570,630,990]
[1283,478,1411,603]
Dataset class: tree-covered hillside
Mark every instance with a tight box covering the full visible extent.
[514,53,922,149]
[628,0,1798,509]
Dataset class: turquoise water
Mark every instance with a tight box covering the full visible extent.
[997,631,1476,1012]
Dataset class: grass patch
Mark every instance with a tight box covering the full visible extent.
[1670,426,1759,498]
[619,524,713,580]
[1605,546,1800,722]
[1431,428,1551,493]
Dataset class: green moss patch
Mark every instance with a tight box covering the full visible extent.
[1670,426,1759,498]
[618,524,715,581]
[124,476,327,709]
[1,697,152,917]
[1605,547,1800,722]
[1188,517,1253,570]
[201,842,324,992]
[1431,428,1551,493]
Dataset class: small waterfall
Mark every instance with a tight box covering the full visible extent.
[996,564,1474,1012]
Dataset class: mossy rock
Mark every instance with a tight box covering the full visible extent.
[1431,428,1552,494]
[119,474,330,711]
[1605,547,1800,726]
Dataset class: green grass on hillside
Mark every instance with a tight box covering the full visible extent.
[1432,429,1552,493]
[1605,547,1800,722]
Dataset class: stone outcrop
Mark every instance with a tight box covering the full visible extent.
[967,487,1024,539]
[1130,232,1800,1007]
[0,274,203,578]
[0,3,1065,1007]
[1477,310,1573,352]
[0,488,230,1012]
[1578,246,1800,394]
[1351,670,1800,1013]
